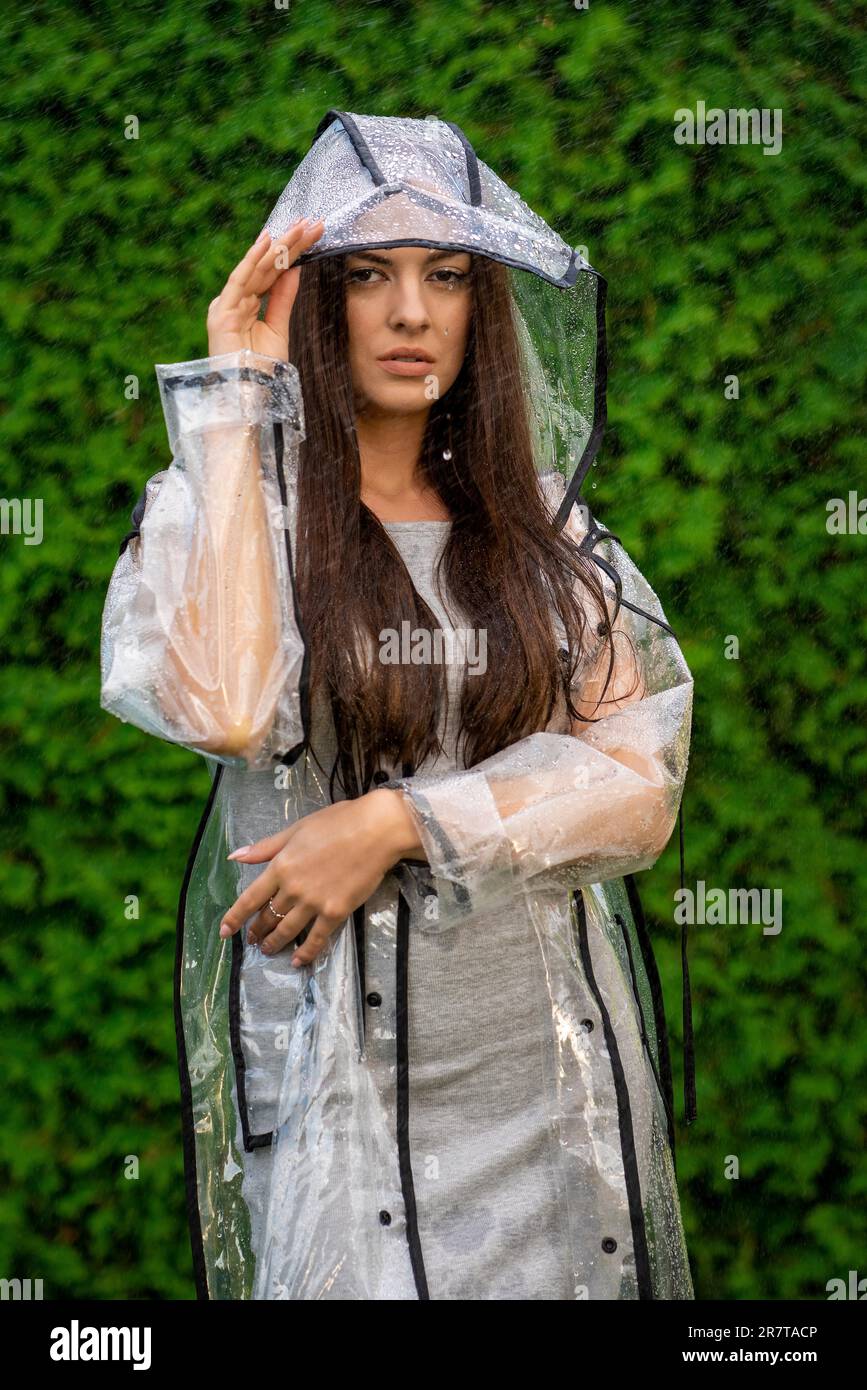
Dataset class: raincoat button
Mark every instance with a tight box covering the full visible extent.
[580,1018,594,1032]
[601,1237,617,1253]
[367,991,382,1007]
[379,1210,392,1226]
[372,770,389,784]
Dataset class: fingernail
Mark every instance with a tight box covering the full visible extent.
[219,923,231,938]
[254,229,270,244]
[291,954,302,966]
[303,216,321,228]
[227,846,252,860]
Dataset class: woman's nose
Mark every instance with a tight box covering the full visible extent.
[388,277,431,330]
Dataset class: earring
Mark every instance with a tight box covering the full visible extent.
[442,411,453,462]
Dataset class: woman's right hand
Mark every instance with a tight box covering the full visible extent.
[206,217,325,359]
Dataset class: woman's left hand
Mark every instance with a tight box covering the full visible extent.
[217,790,422,966]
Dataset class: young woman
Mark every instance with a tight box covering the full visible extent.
[101,112,695,1301]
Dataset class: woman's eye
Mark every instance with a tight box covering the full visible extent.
[346,266,469,285]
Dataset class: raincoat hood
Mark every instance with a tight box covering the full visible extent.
[99,109,695,1301]
[264,108,584,286]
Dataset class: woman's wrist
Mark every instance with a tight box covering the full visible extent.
[364,788,425,862]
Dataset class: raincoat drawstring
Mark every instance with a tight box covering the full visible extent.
[578,512,696,1127]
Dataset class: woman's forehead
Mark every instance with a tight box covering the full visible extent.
[345,245,473,263]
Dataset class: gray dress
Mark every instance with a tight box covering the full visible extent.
[241,518,576,1299]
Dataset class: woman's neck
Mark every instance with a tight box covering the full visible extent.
[356,406,451,522]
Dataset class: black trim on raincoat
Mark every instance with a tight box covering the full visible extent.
[175,761,224,1302]
[574,889,653,1299]
[395,756,432,1300]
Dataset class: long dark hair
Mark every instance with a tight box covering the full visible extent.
[288,250,625,798]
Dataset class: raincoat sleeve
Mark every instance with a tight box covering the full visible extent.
[392,504,693,931]
[99,349,307,769]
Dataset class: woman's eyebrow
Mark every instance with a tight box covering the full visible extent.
[347,248,470,267]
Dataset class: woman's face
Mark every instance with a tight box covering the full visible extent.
[344,245,473,417]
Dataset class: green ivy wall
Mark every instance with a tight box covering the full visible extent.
[0,0,863,1299]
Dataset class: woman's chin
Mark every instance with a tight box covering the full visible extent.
[357,379,434,418]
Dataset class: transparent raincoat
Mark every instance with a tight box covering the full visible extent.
[100,111,696,1300]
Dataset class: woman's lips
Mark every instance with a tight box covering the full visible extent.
[376,358,435,376]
